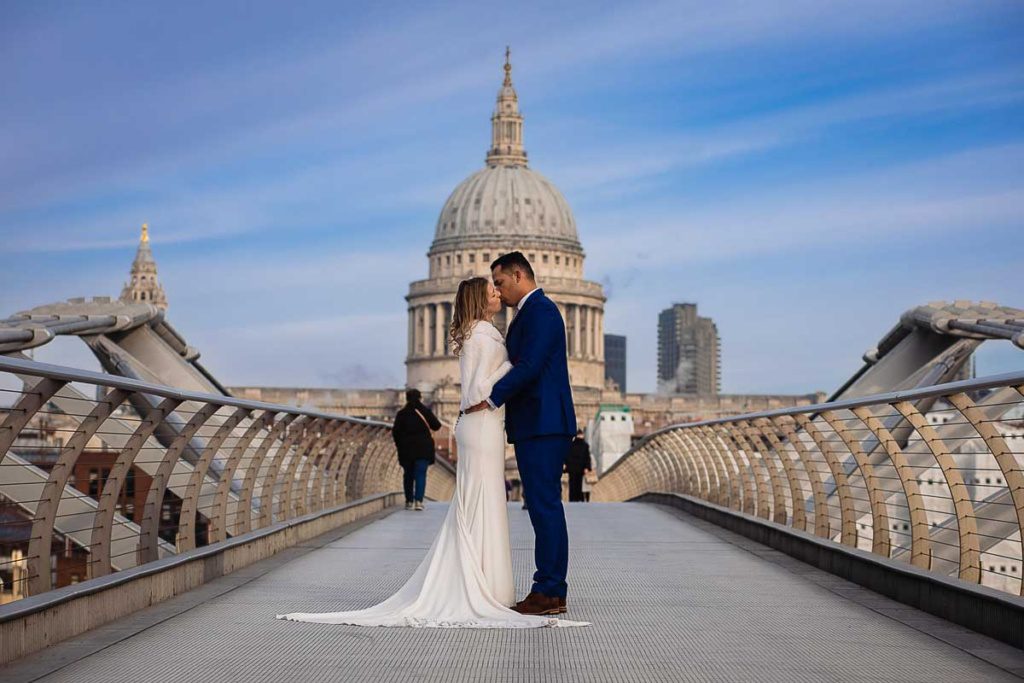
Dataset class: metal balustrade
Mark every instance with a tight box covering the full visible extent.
[0,355,455,603]
[593,371,1024,596]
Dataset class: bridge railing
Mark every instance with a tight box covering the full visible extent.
[0,355,455,604]
[593,371,1024,596]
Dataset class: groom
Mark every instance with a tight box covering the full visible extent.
[464,251,576,616]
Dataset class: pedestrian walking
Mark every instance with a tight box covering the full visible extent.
[392,389,442,510]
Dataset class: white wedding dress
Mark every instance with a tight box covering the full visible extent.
[276,320,588,628]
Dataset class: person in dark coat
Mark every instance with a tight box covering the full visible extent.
[392,389,442,510]
[564,430,592,503]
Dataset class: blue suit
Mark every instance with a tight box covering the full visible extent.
[490,289,575,598]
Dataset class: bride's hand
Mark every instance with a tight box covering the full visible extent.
[464,400,491,414]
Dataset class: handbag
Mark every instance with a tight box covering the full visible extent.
[413,408,437,465]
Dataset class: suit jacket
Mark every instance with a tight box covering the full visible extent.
[489,289,576,444]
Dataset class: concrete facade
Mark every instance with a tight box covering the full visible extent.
[658,302,720,397]
[587,404,634,475]
[604,333,627,393]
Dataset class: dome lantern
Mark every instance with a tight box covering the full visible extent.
[485,47,528,168]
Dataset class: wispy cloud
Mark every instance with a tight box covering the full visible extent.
[2,1,1021,395]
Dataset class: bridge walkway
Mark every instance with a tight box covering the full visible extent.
[4,502,1023,682]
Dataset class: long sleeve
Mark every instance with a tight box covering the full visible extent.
[460,333,511,409]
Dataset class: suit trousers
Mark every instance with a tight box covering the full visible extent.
[515,435,571,598]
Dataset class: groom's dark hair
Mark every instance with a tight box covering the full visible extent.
[405,388,421,403]
[490,251,535,281]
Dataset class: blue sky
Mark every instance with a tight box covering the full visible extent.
[1,1,1022,394]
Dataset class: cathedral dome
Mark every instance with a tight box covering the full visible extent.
[431,165,581,252]
[429,48,581,255]
[407,49,606,399]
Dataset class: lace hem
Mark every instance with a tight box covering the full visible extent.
[275,614,588,628]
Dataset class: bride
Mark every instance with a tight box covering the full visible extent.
[277,277,587,628]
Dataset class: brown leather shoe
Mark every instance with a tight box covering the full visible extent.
[512,592,560,616]
[558,597,567,614]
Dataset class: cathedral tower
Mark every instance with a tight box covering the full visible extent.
[120,223,168,311]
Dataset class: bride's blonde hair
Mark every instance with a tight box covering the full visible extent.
[450,277,490,356]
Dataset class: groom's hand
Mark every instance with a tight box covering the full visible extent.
[464,400,490,414]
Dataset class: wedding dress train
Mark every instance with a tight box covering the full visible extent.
[276,321,588,628]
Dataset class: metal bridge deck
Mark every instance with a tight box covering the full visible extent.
[5,502,1023,682]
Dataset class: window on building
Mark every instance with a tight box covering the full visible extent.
[542,254,549,264]
[456,254,462,264]
[469,254,475,263]
[88,469,99,497]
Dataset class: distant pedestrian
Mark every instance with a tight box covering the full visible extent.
[392,389,442,511]
[582,470,595,502]
[565,430,592,503]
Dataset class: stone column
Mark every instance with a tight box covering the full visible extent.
[443,303,452,355]
[591,307,597,359]
[420,305,429,358]
[408,307,415,357]
[412,306,419,356]
[573,305,581,358]
[434,303,444,357]
[557,304,568,357]
[589,309,598,360]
